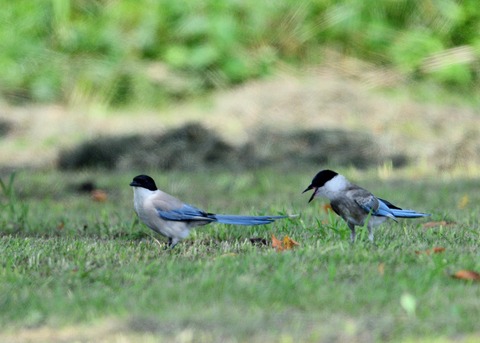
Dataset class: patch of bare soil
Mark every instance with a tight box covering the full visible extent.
[1,60,479,170]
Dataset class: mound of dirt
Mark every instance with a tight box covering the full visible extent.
[58,135,143,170]
[0,119,12,137]
[116,123,242,170]
[248,128,406,169]
[57,123,406,170]
[58,124,243,170]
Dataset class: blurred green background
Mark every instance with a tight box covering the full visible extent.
[1,0,480,172]
[1,0,479,106]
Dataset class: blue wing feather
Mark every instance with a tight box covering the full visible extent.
[356,198,429,219]
[213,214,289,225]
[158,204,215,222]
[158,204,290,225]
[376,199,429,219]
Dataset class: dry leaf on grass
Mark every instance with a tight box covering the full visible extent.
[283,235,299,250]
[422,221,455,229]
[271,234,284,251]
[272,234,299,252]
[415,247,446,255]
[91,189,108,202]
[451,270,480,281]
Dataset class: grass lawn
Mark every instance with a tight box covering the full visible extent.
[0,168,479,342]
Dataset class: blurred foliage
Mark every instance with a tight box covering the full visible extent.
[0,0,479,106]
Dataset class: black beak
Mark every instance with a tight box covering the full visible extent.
[302,185,317,203]
[302,184,313,194]
[129,181,140,187]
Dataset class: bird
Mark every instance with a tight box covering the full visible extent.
[302,169,430,243]
[130,174,295,248]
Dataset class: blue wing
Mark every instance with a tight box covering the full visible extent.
[357,197,429,220]
[213,214,290,225]
[378,197,402,210]
[158,204,291,225]
[374,199,399,220]
[158,204,215,222]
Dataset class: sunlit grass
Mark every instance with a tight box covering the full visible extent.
[0,168,479,342]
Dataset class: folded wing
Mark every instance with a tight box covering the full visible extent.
[158,204,215,222]
[158,204,291,225]
[356,196,429,219]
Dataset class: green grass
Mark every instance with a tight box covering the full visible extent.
[1,168,479,342]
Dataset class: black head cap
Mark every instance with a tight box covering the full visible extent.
[129,175,158,191]
[302,169,338,193]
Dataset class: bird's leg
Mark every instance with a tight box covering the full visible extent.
[166,237,180,250]
[368,225,374,243]
[348,223,356,243]
[165,237,173,250]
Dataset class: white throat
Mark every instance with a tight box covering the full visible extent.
[132,187,156,212]
[325,174,349,192]
[317,174,349,199]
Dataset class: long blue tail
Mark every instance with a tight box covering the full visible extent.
[389,209,430,218]
[375,199,430,220]
[212,214,292,225]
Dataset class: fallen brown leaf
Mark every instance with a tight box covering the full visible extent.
[322,204,333,213]
[451,270,480,281]
[91,189,108,202]
[422,221,455,229]
[271,234,299,252]
[282,235,300,250]
[415,247,446,255]
[272,234,284,252]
